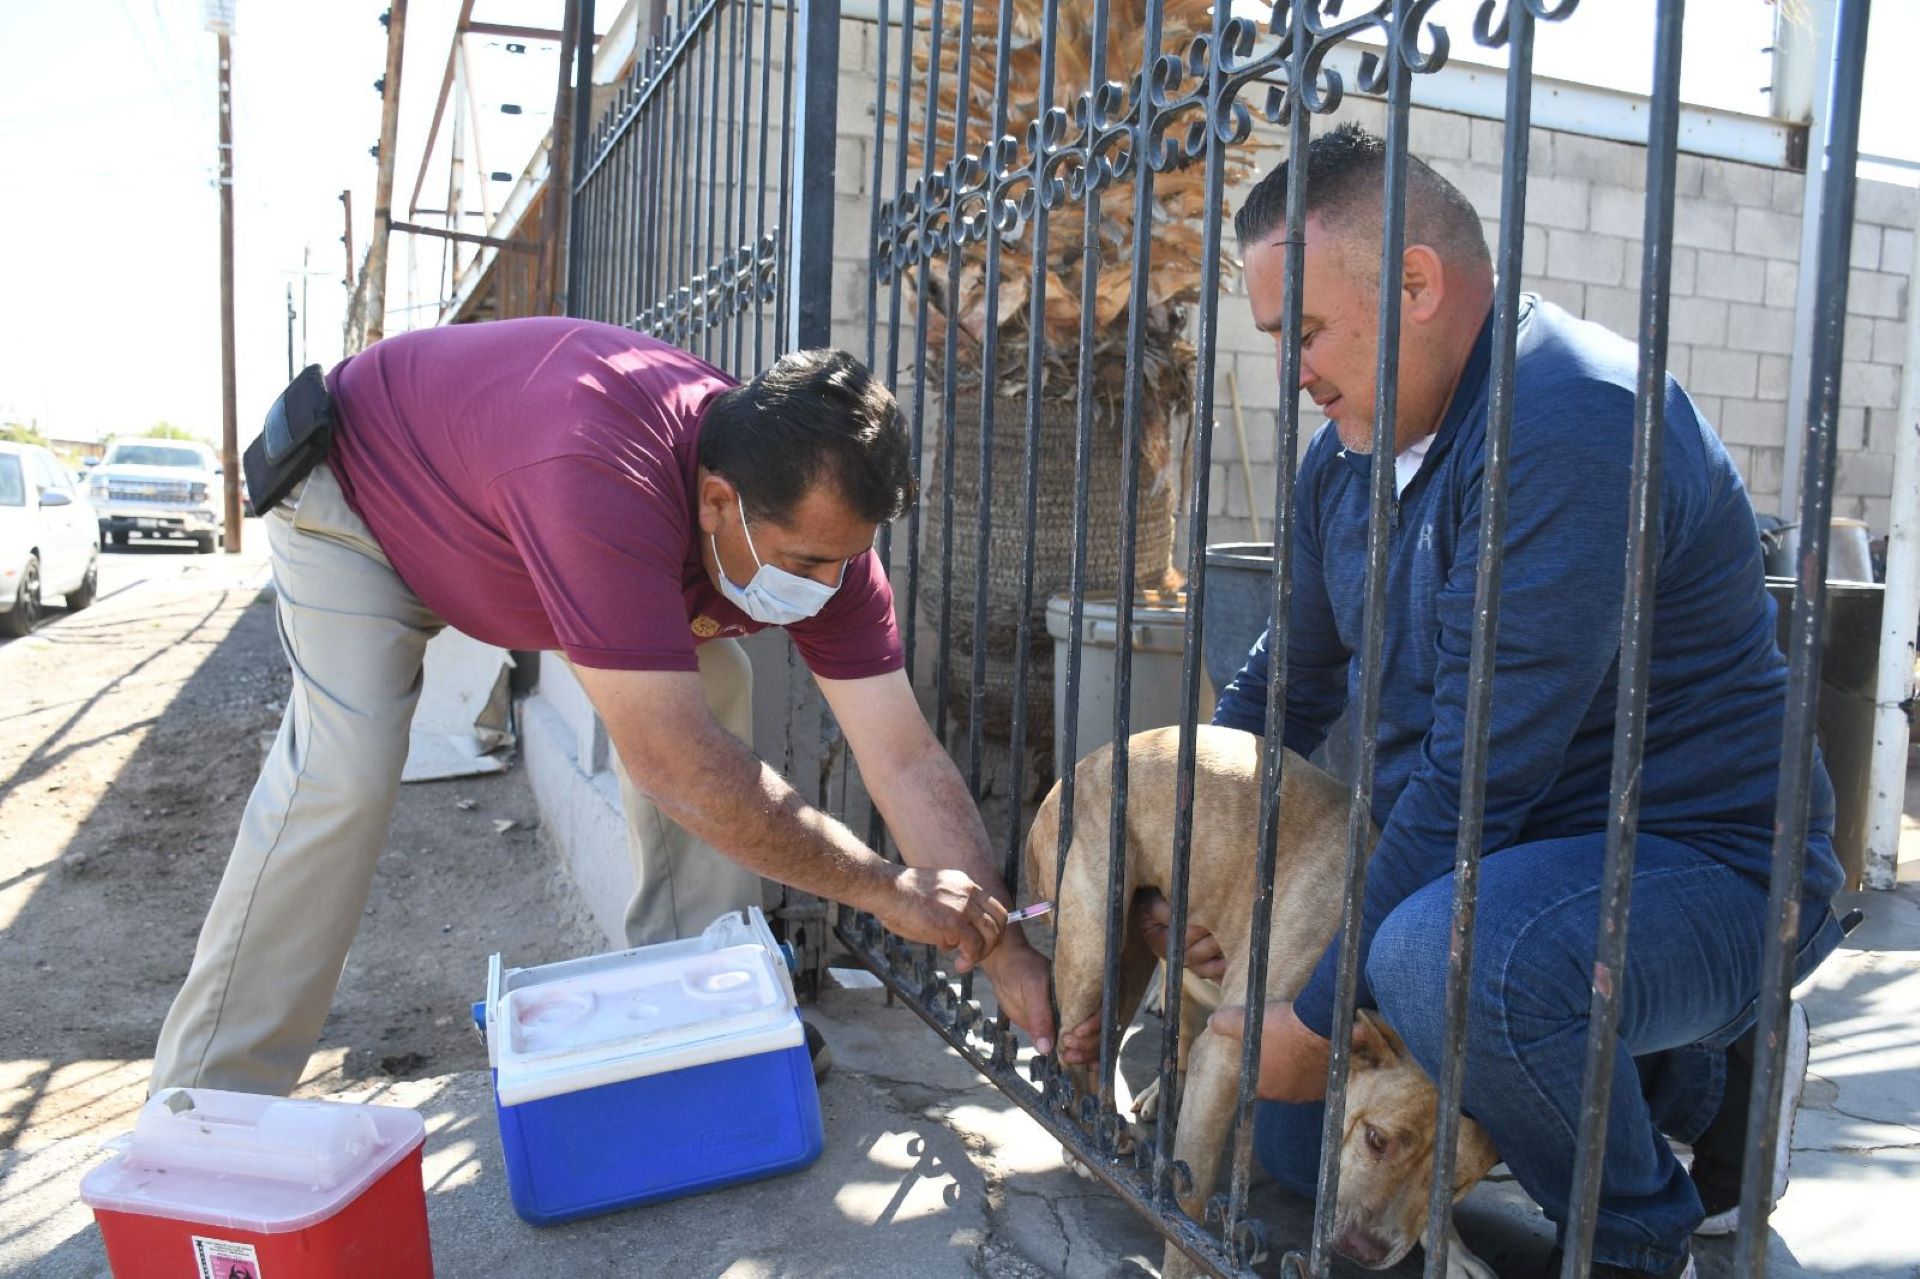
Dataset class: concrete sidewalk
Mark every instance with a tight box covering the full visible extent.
[6,878,1917,1278]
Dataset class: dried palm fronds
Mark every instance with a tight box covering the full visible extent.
[897,0,1255,382]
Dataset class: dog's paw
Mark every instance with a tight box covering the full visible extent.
[1130,1076,1162,1124]
[1061,1146,1096,1181]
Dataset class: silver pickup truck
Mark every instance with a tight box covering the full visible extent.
[86,439,224,553]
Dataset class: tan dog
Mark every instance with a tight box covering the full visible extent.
[1025,725,1498,1278]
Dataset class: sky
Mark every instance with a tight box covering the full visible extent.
[0,0,1911,447]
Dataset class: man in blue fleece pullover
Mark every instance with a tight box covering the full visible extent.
[1062,126,1845,1277]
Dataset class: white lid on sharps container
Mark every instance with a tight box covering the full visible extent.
[486,906,804,1107]
[78,1088,425,1234]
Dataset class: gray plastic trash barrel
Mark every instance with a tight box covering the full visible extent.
[1201,543,1276,697]
[1044,591,1211,782]
[1768,577,1884,891]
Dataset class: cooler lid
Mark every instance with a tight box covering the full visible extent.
[490,907,804,1106]
[79,1088,425,1234]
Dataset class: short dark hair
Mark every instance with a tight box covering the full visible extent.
[697,348,916,526]
[1234,122,1490,279]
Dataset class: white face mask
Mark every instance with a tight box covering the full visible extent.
[711,503,844,626]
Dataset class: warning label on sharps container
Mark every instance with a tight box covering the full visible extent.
[191,1235,262,1279]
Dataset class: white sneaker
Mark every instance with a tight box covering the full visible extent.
[1692,1000,1810,1236]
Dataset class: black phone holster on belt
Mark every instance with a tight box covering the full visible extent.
[243,364,335,516]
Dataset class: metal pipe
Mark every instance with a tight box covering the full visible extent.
[1864,173,1920,891]
[216,31,240,551]
[1737,0,1871,1268]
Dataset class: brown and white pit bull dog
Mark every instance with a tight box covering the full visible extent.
[1025,724,1499,1278]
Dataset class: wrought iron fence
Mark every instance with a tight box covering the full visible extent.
[568,0,841,363]
[569,0,850,981]
[569,0,1873,1272]
[825,1,1876,1277]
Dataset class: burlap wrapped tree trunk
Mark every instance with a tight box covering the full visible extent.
[919,391,1179,782]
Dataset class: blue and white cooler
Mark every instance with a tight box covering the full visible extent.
[480,907,824,1225]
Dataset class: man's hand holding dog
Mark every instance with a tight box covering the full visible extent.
[1206,1001,1333,1104]
[982,940,1056,1056]
[1057,889,1226,1065]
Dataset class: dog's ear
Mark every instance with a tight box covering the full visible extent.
[1451,1114,1500,1195]
[1350,1009,1405,1071]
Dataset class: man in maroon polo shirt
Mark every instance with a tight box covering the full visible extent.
[151,318,1054,1097]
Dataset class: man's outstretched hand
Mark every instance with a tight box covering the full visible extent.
[871,865,1008,968]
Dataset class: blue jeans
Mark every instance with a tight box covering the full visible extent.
[1253,832,1841,1273]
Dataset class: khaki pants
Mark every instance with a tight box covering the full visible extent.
[151,464,763,1096]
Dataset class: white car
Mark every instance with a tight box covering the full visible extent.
[87,438,224,553]
[0,441,101,637]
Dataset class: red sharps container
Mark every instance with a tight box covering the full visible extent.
[80,1087,432,1279]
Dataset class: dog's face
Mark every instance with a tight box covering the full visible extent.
[1330,1011,1499,1269]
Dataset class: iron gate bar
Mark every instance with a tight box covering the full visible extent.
[643,21,665,331]
[754,0,775,366]
[620,73,639,330]
[965,0,1016,807]
[994,0,1064,1075]
[904,0,945,721]
[932,0,980,754]
[646,35,668,331]
[717,0,738,366]
[1100,0,1164,1163]
[1297,1,1421,1273]
[732,0,753,364]
[697,0,714,350]
[774,0,799,358]
[671,13,693,343]
[859,0,911,869]
[1049,0,1111,1120]
[1738,0,1871,1268]
[1229,1,1314,1262]
[1154,0,1231,1228]
[1417,2,1574,1272]
[853,0,893,897]
[1561,0,1684,1270]
[958,0,1020,1030]
[703,0,723,360]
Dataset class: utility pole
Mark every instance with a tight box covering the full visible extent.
[365,1,408,346]
[207,0,241,553]
[286,283,296,380]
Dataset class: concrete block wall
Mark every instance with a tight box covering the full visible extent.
[824,19,1916,547]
